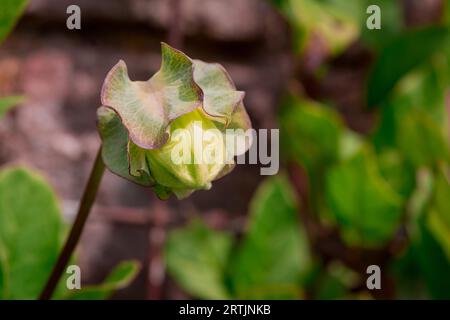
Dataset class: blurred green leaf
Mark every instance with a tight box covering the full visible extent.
[62,261,141,300]
[0,0,29,44]
[367,26,449,108]
[391,169,434,299]
[0,167,62,299]
[412,215,450,299]
[326,148,403,247]
[315,263,358,300]
[339,130,364,161]
[271,0,361,55]
[398,167,450,299]
[397,61,450,126]
[0,167,137,300]
[373,61,450,153]
[280,96,342,174]
[228,175,311,299]
[0,96,23,118]
[397,111,449,168]
[372,100,401,151]
[390,245,429,299]
[271,0,403,55]
[377,149,415,199]
[426,166,450,261]
[165,220,233,299]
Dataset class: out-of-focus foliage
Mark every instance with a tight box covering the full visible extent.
[271,0,402,55]
[0,167,139,299]
[278,91,450,299]
[396,167,450,299]
[326,148,403,247]
[228,176,311,299]
[165,219,233,299]
[0,168,62,299]
[367,26,450,107]
[314,262,359,299]
[0,0,28,44]
[280,96,406,248]
[165,176,312,299]
[280,98,342,176]
[427,166,450,261]
[272,0,360,55]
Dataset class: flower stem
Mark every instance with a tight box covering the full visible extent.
[39,146,105,300]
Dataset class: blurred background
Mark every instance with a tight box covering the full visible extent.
[0,0,449,300]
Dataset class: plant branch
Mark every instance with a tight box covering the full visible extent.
[39,146,105,300]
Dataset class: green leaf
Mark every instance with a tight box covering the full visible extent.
[426,166,450,261]
[0,0,29,44]
[411,214,450,299]
[397,111,449,168]
[390,245,429,299]
[0,96,23,118]
[165,220,233,299]
[280,96,342,174]
[62,261,140,300]
[0,167,62,299]
[274,0,361,55]
[377,149,415,199]
[367,26,450,108]
[315,263,358,300]
[325,148,403,247]
[398,167,450,299]
[339,130,364,161]
[272,0,402,53]
[397,61,449,126]
[228,175,311,299]
[390,170,436,299]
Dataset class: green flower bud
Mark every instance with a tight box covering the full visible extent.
[97,43,252,199]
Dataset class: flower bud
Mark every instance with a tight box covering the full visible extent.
[97,43,252,199]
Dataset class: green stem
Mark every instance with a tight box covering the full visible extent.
[39,146,105,300]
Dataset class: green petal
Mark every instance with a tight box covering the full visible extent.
[97,106,153,186]
[144,109,224,191]
[193,60,245,124]
[101,43,203,149]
